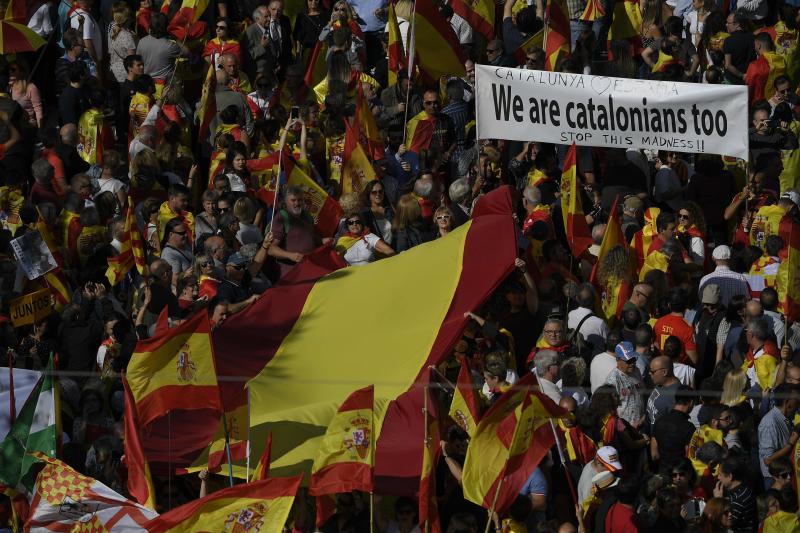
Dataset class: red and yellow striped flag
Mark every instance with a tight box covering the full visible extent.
[590,195,626,284]
[106,198,148,286]
[512,29,544,65]
[462,375,563,514]
[450,0,495,42]
[560,143,593,259]
[580,0,605,22]
[127,312,221,427]
[448,357,481,437]
[387,2,407,86]
[342,120,377,195]
[412,0,467,84]
[77,109,107,165]
[309,385,375,497]
[405,110,436,155]
[146,475,302,533]
[123,375,156,511]
[544,0,570,71]
[608,0,643,57]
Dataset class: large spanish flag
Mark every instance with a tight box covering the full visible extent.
[777,222,800,322]
[406,110,436,155]
[106,197,148,286]
[607,0,643,57]
[342,119,377,195]
[411,0,467,84]
[560,143,593,259]
[145,475,302,533]
[122,375,156,511]
[4,0,27,22]
[462,378,564,514]
[450,0,495,41]
[309,385,375,496]
[387,2,407,86]
[544,0,570,71]
[127,312,221,428]
[449,358,481,437]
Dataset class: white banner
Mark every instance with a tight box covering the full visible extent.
[475,65,749,159]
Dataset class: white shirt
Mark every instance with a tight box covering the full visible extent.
[29,4,54,38]
[96,177,125,197]
[673,362,696,388]
[448,12,473,44]
[538,376,562,404]
[69,7,103,60]
[577,461,601,507]
[568,307,609,354]
[343,233,381,266]
[590,352,617,394]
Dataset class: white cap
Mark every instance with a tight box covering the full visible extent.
[712,245,731,261]
[596,446,622,471]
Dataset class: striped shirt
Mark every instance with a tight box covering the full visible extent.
[727,483,757,533]
[758,406,792,478]
[698,266,751,307]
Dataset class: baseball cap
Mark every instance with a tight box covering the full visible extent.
[711,245,731,261]
[623,196,644,212]
[614,342,636,362]
[780,190,800,209]
[591,470,620,491]
[596,446,622,471]
[701,284,721,305]
[226,253,246,266]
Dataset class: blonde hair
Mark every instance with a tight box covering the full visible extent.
[393,193,421,231]
[394,0,413,20]
[339,192,363,217]
[111,1,131,39]
[721,369,748,406]
[233,196,256,224]
[434,205,454,232]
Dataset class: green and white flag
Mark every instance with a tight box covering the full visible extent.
[0,355,57,492]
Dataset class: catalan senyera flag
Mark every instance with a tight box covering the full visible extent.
[304,41,328,91]
[197,64,217,141]
[106,198,148,286]
[462,376,564,514]
[607,0,643,57]
[449,358,481,437]
[450,0,495,42]
[419,371,442,533]
[309,385,375,496]
[777,221,800,322]
[226,188,517,483]
[387,1,407,86]
[412,0,467,83]
[341,119,377,195]
[127,312,221,428]
[145,475,303,533]
[406,110,436,155]
[123,375,156,511]
[26,453,158,532]
[560,143,593,259]
[252,150,343,237]
[580,0,605,22]
[512,29,544,65]
[544,0,570,71]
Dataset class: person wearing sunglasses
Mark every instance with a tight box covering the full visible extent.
[160,218,194,287]
[433,205,454,239]
[699,497,734,532]
[217,252,259,315]
[676,201,708,266]
[203,17,241,68]
[335,212,394,266]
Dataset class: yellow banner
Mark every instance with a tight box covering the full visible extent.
[9,289,53,328]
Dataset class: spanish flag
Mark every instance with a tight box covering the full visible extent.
[158,201,195,244]
[387,1,407,86]
[652,49,681,73]
[687,425,723,478]
[639,249,670,281]
[252,432,272,481]
[607,0,643,57]
[419,370,441,532]
[630,207,660,270]
[778,222,800,322]
[406,110,436,155]
[342,119,377,194]
[556,419,596,465]
[448,358,481,437]
[544,0,571,71]
[145,475,302,533]
[591,197,632,321]
[197,64,216,141]
[304,41,328,91]
[4,0,27,22]
[122,375,156,511]
[411,0,467,83]
[462,376,563,514]
[309,385,375,496]
[106,198,148,286]
[450,0,494,41]
[746,51,787,104]
[580,0,605,22]
[560,143,593,259]
[356,91,385,161]
[77,108,109,165]
[127,312,221,428]
[512,29,544,66]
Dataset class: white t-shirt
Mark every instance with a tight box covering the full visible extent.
[674,362,696,388]
[69,7,103,60]
[590,352,617,394]
[96,177,125,197]
[343,233,381,266]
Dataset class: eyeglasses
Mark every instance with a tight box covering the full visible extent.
[346,219,363,226]
[436,215,451,220]
[423,100,439,106]
[678,213,690,220]
[216,25,227,30]
[544,329,563,335]
[649,367,666,374]
[219,207,230,212]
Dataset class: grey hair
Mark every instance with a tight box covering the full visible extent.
[748,316,770,341]
[31,158,54,184]
[533,349,559,376]
[414,178,434,200]
[285,185,304,199]
[544,317,564,330]
[252,6,267,21]
[523,185,541,206]
[449,177,470,204]
[591,224,605,245]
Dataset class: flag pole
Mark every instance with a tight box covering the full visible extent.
[483,475,505,533]
[370,491,375,533]
[532,373,578,506]
[246,389,251,483]
[423,381,430,533]
[7,349,14,425]
[221,411,235,487]
[401,0,417,146]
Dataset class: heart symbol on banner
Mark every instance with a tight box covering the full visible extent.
[590,76,612,95]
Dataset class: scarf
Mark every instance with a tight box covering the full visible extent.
[335,230,368,254]
[557,419,597,464]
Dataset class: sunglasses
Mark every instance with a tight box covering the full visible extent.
[436,215,451,220]
[544,329,563,335]
[678,213,690,219]
[423,101,438,106]
[347,219,363,225]
[217,25,227,30]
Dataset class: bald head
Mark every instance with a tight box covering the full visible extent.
[60,124,78,145]
[591,224,606,245]
[746,300,763,319]
[216,69,231,87]
[650,355,673,385]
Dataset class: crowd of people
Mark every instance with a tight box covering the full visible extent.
[2,0,800,531]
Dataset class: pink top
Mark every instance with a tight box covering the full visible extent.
[10,81,43,125]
